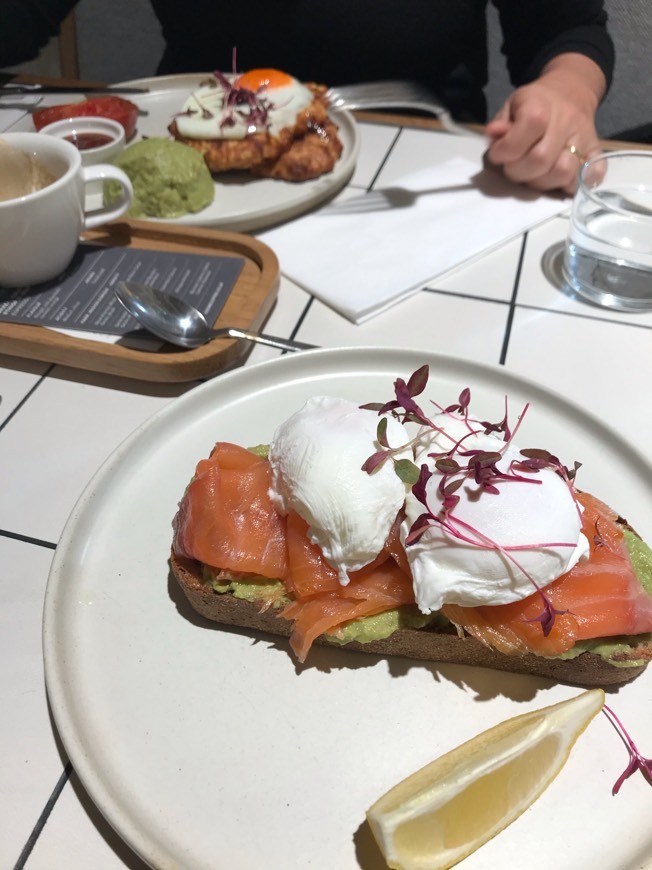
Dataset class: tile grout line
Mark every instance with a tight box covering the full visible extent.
[423,285,510,307]
[499,232,528,366]
[515,300,652,330]
[0,364,55,435]
[289,296,316,343]
[0,529,57,549]
[366,126,403,191]
[423,283,652,331]
[13,762,73,870]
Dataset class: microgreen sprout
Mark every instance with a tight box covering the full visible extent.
[444,386,471,415]
[361,364,433,428]
[593,520,607,548]
[361,365,465,478]
[209,69,277,132]
[361,366,584,635]
[360,414,423,484]
[479,396,511,440]
[603,704,652,794]
[405,464,570,636]
[176,47,277,133]
[515,448,582,486]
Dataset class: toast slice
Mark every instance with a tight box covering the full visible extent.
[170,550,652,687]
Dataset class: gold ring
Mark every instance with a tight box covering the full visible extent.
[567,144,586,163]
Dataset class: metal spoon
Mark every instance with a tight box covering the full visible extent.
[114,281,317,352]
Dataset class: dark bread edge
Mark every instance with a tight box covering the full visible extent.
[170,552,651,688]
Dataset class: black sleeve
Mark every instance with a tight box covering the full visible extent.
[0,0,79,67]
[492,0,615,91]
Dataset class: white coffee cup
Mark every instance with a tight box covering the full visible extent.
[0,131,133,287]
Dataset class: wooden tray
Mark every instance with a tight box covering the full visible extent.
[0,219,280,382]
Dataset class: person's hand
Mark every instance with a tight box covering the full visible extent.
[484,53,606,195]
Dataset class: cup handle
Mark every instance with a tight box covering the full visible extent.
[81,165,134,229]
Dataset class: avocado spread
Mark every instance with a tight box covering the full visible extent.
[624,528,652,596]
[325,606,441,645]
[204,566,440,644]
[105,137,214,218]
[554,635,652,667]
[204,568,289,607]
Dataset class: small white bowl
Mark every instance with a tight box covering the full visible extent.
[38,116,126,166]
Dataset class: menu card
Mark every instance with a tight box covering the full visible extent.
[0,244,245,336]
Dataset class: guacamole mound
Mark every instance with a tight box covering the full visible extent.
[106,137,214,218]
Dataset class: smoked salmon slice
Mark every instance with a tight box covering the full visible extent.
[173,445,652,663]
[441,492,652,657]
[284,510,414,660]
[172,442,289,580]
[173,443,415,662]
[281,560,415,662]
[285,511,342,599]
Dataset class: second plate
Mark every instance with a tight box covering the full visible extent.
[117,72,359,231]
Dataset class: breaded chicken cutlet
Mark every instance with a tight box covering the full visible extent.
[169,78,343,182]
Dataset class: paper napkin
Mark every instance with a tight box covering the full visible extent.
[258,156,568,323]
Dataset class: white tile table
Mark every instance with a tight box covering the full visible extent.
[2,109,651,870]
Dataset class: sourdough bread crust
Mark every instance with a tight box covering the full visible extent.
[170,552,651,687]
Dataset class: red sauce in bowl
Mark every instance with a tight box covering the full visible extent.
[64,132,114,151]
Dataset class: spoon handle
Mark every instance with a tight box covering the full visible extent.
[216,327,317,353]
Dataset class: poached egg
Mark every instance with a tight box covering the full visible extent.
[268,396,411,584]
[403,413,590,613]
[267,390,589,613]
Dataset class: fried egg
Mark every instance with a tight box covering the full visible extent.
[175,68,314,140]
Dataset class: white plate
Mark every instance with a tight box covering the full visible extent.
[43,348,652,870]
[13,73,359,231]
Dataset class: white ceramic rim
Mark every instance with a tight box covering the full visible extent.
[38,115,125,155]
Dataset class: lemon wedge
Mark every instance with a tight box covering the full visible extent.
[366,688,605,870]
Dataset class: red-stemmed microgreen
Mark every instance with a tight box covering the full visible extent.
[479,395,512,440]
[176,47,278,133]
[405,465,571,636]
[210,69,278,132]
[444,386,471,415]
[361,366,584,635]
[360,416,422,483]
[515,448,582,488]
[603,704,652,794]
[513,449,584,523]
[593,520,607,548]
[361,364,433,429]
[360,366,470,478]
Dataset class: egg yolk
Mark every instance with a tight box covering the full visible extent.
[236,68,293,91]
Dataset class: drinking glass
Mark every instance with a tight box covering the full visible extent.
[563,150,652,311]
